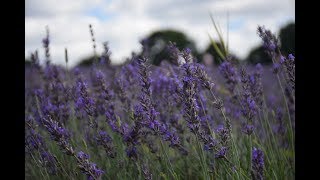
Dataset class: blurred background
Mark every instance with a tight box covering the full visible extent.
[25,0,295,67]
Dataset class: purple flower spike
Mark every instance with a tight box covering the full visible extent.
[215,146,228,158]
[77,151,90,160]
[252,147,264,180]
[242,124,254,135]
[288,54,295,61]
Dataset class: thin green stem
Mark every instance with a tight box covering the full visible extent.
[160,139,178,180]
[252,132,278,180]
[276,75,294,153]
[30,153,50,180]
[248,135,252,176]
[194,134,209,180]
[55,155,73,179]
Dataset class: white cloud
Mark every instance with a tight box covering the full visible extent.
[25,0,295,67]
[26,0,102,17]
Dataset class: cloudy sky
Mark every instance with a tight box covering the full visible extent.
[25,0,295,67]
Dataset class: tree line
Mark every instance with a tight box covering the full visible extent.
[26,22,294,67]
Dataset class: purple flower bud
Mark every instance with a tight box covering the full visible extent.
[73,68,80,76]
[255,63,262,71]
[268,42,276,51]
[77,151,90,160]
[280,56,286,64]
[40,151,58,174]
[216,125,225,134]
[42,38,50,47]
[89,163,104,179]
[252,147,264,179]
[249,75,255,84]
[257,26,279,54]
[184,48,191,54]
[272,63,280,74]
[247,98,256,111]
[219,61,238,93]
[126,146,137,158]
[288,54,295,61]
[242,124,254,135]
[76,97,85,108]
[215,146,227,158]
[77,151,105,179]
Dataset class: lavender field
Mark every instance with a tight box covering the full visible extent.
[25,25,295,180]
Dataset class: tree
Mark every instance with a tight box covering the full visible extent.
[77,42,112,67]
[25,59,32,67]
[76,55,97,67]
[76,55,111,67]
[141,29,200,65]
[245,45,272,65]
[202,42,240,65]
[279,22,295,56]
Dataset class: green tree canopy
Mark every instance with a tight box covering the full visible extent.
[77,55,97,67]
[202,42,240,65]
[76,55,111,67]
[141,29,200,65]
[245,45,272,65]
[25,59,32,67]
[279,22,295,56]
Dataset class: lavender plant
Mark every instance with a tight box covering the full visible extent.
[25,24,295,180]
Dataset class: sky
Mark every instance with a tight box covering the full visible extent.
[25,0,295,67]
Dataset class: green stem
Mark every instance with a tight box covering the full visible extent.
[194,134,209,180]
[160,139,178,180]
[252,132,278,180]
[30,153,50,180]
[276,75,294,153]
[229,133,241,179]
[55,155,73,179]
[248,135,252,176]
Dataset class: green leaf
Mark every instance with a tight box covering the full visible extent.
[160,172,168,180]
[208,33,225,62]
[209,13,228,56]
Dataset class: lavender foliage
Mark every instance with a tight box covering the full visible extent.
[25,24,295,179]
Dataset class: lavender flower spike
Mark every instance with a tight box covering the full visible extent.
[77,151,105,180]
[252,147,264,180]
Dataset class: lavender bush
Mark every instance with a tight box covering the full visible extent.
[25,25,295,180]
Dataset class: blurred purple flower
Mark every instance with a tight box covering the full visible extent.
[252,147,264,180]
[215,146,228,158]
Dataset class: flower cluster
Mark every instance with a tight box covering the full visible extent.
[219,61,239,94]
[95,131,116,158]
[77,151,105,180]
[25,24,295,179]
[252,147,264,180]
